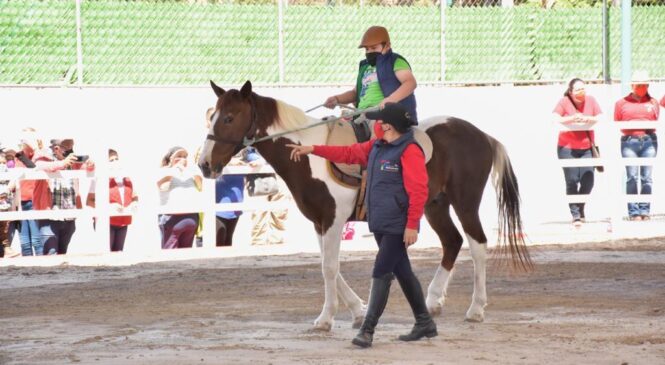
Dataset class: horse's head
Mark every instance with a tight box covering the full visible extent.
[199,80,256,179]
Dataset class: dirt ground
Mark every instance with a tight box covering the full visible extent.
[1,238,664,365]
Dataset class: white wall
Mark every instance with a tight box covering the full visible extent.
[1,82,664,256]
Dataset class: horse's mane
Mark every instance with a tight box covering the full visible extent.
[274,100,310,131]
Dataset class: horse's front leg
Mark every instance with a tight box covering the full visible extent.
[313,221,345,331]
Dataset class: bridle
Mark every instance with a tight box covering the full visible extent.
[206,98,259,154]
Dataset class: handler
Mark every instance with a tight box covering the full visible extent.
[287,103,436,348]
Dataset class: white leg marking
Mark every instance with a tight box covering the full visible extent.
[426,265,454,317]
[465,234,487,322]
[313,222,344,331]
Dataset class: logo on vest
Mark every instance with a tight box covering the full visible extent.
[380,160,400,172]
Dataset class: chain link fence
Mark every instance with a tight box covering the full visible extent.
[0,0,663,85]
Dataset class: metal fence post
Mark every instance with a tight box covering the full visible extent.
[439,0,446,83]
[278,0,285,84]
[620,0,631,94]
[75,0,84,87]
[602,0,611,84]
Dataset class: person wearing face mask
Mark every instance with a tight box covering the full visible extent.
[552,78,603,227]
[323,25,418,142]
[614,71,660,221]
[86,149,138,252]
[287,102,435,348]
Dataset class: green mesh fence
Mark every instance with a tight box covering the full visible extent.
[0,0,664,85]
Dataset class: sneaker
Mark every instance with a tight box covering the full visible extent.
[641,215,651,221]
[572,219,582,228]
[2,246,21,258]
[629,216,643,221]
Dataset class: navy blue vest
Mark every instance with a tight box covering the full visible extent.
[356,50,418,122]
[365,130,419,234]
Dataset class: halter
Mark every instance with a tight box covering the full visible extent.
[206,101,378,150]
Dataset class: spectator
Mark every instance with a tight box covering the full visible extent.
[33,139,92,255]
[157,146,201,249]
[203,107,247,247]
[86,149,138,252]
[244,148,288,246]
[614,71,659,221]
[14,129,43,256]
[0,150,20,258]
[323,25,418,141]
[552,78,603,227]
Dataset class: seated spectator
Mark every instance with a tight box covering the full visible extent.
[614,71,659,221]
[86,149,138,252]
[157,146,202,249]
[551,78,603,227]
[33,138,93,255]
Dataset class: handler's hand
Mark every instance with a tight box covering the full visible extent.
[324,96,338,109]
[403,228,418,247]
[286,144,314,162]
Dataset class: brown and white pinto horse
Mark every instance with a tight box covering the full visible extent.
[199,81,531,330]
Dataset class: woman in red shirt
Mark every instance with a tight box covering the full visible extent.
[552,78,603,227]
[614,71,659,221]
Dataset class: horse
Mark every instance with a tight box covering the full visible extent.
[199,80,531,331]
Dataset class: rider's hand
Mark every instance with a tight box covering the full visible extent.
[324,96,339,109]
[286,144,314,162]
[403,228,418,248]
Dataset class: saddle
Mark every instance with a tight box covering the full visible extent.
[325,116,433,221]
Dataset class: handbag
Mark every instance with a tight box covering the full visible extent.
[585,131,604,173]
[245,173,279,197]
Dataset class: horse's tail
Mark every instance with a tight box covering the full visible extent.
[488,136,533,272]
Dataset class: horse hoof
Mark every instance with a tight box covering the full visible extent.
[352,315,364,329]
[428,306,442,317]
[464,311,485,323]
[313,320,333,332]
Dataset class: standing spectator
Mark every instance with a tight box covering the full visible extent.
[614,71,659,221]
[157,146,201,249]
[86,149,138,252]
[245,148,288,246]
[0,150,20,258]
[323,25,418,141]
[552,78,603,227]
[203,107,251,247]
[14,129,43,256]
[33,139,92,255]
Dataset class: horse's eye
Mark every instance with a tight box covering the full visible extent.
[223,115,234,124]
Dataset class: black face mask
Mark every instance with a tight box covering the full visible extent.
[365,52,381,66]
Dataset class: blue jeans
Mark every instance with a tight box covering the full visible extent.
[557,147,594,220]
[621,134,657,217]
[19,200,43,256]
[39,220,76,255]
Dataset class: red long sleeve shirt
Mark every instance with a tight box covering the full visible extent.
[313,139,428,230]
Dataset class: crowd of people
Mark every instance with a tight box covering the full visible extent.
[0,125,289,257]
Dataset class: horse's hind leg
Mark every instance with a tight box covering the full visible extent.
[456,209,488,323]
[424,193,463,317]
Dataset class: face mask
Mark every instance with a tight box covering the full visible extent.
[573,91,585,102]
[373,121,385,139]
[365,52,381,66]
[633,85,648,98]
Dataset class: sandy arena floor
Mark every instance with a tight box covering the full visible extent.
[1,238,664,365]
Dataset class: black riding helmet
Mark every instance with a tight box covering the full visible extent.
[366,102,416,133]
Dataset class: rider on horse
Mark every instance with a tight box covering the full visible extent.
[323,25,418,142]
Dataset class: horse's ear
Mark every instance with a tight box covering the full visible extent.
[240,80,252,98]
[210,80,225,98]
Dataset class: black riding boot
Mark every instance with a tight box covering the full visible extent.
[397,272,438,341]
[352,273,393,348]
